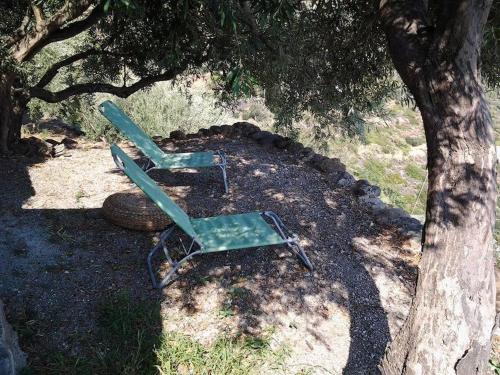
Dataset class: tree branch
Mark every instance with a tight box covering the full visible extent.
[378,0,431,99]
[35,49,99,88]
[10,0,103,62]
[29,68,184,103]
[31,4,45,28]
[430,0,493,75]
[32,3,104,56]
[35,48,134,88]
[236,1,277,53]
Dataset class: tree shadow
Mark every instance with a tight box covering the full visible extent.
[0,136,418,374]
[147,136,418,374]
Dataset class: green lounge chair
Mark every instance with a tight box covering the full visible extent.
[110,144,313,289]
[99,100,228,193]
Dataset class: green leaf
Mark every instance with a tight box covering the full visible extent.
[103,0,111,13]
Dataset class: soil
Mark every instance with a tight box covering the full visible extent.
[0,133,419,374]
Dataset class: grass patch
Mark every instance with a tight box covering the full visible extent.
[490,358,500,375]
[74,189,89,203]
[356,159,405,187]
[354,158,427,214]
[23,293,287,375]
[405,136,425,147]
[365,130,397,154]
[156,331,285,375]
[405,163,426,180]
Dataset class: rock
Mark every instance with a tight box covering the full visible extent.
[61,137,78,149]
[233,122,260,137]
[399,217,423,233]
[336,172,356,187]
[52,143,66,157]
[359,196,386,211]
[310,154,346,174]
[310,153,326,167]
[219,125,233,137]
[197,128,210,137]
[398,230,423,254]
[209,125,223,135]
[44,138,60,146]
[352,179,381,198]
[230,125,243,137]
[185,133,198,139]
[373,207,423,234]
[0,300,27,375]
[15,136,59,157]
[301,147,314,155]
[300,147,315,161]
[160,138,172,146]
[37,119,85,137]
[152,135,163,142]
[287,142,305,154]
[250,130,263,141]
[274,136,292,149]
[169,130,185,140]
[318,158,346,173]
[252,131,279,148]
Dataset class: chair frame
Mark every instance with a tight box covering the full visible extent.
[147,211,313,289]
[141,150,229,194]
[112,146,312,290]
[100,100,229,193]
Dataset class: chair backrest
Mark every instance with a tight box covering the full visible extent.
[99,101,165,163]
[110,144,197,239]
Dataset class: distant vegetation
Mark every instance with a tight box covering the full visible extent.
[27,76,499,222]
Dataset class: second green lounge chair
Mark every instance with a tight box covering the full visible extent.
[99,100,228,193]
[110,144,313,289]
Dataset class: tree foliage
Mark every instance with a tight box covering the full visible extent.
[0,0,395,137]
[0,0,498,138]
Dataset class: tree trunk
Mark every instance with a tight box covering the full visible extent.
[0,72,26,154]
[379,60,497,374]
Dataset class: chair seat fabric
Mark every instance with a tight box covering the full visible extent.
[191,212,286,252]
[111,144,285,253]
[156,151,216,169]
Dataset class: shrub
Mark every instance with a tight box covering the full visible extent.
[405,136,426,147]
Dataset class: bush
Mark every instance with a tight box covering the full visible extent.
[405,136,425,147]
[240,100,274,126]
[29,81,235,142]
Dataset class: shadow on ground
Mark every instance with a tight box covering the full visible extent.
[0,136,417,374]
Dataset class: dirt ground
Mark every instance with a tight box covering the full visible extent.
[0,133,419,374]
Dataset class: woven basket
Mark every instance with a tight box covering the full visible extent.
[102,188,184,231]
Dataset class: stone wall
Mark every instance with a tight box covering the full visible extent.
[166,121,423,250]
[0,300,26,375]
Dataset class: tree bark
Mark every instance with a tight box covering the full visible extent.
[0,72,26,154]
[378,0,497,374]
[380,66,497,375]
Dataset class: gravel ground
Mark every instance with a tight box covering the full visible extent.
[0,134,417,374]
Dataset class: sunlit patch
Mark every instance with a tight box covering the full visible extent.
[324,196,337,209]
[299,237,313,247]
[266,191,286,201]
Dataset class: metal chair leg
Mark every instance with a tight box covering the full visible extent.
[220,164,229,194]
[288,240,314,271]
[156,251,202,289]
[147,226,203,289]
[262,211,314,271]
[216,150,229,194]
